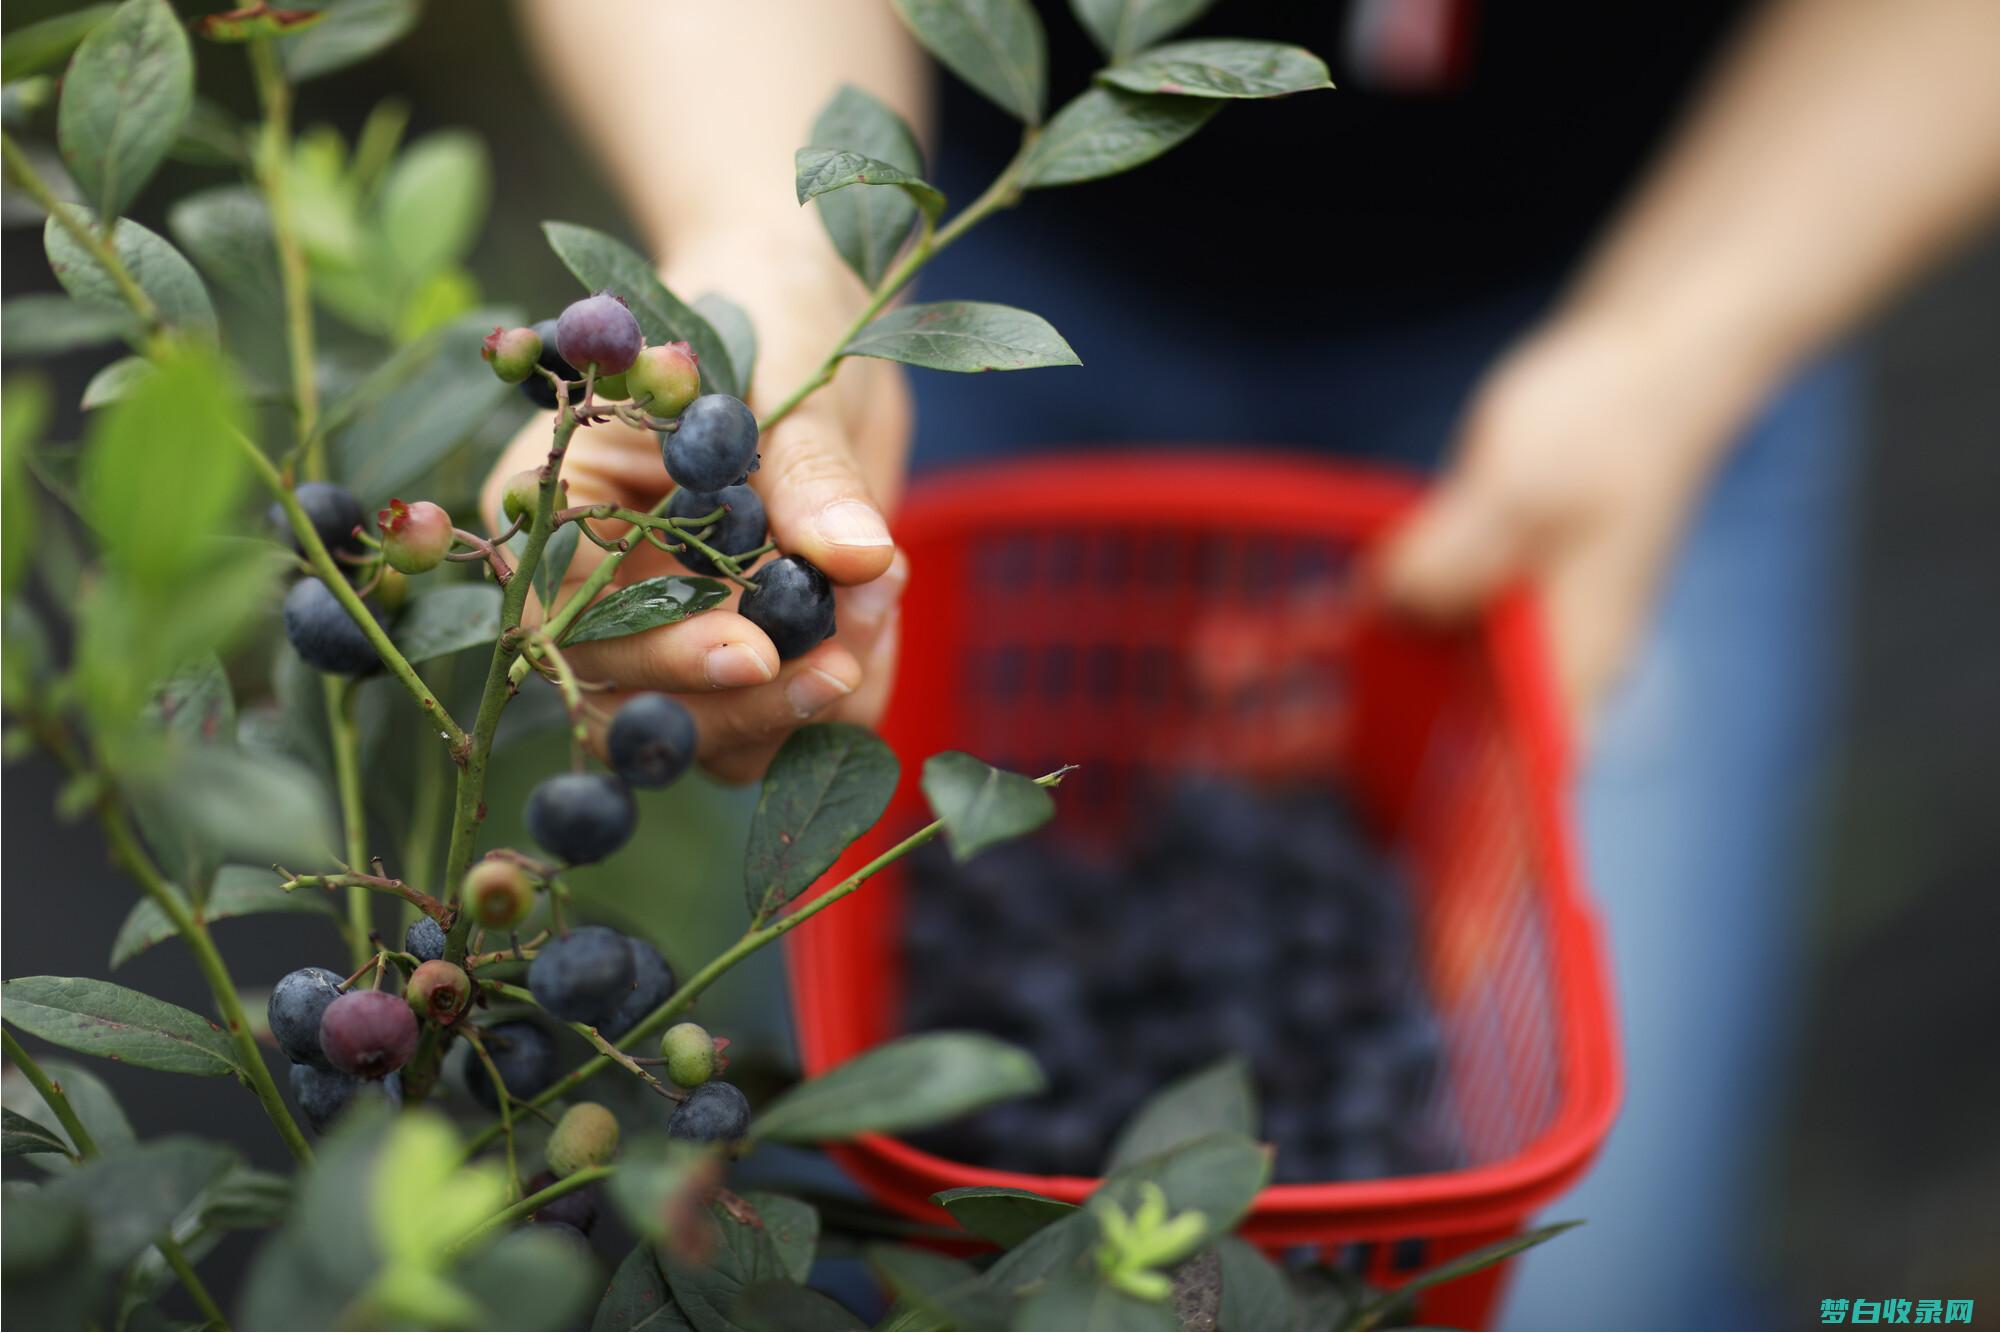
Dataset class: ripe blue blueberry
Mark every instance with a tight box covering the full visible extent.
[464,1020,557,1112]
[284,577,380,676]
[269,966,344,1070]
[593,936,676,1036]
[666,1080,750,1144]
[528,925,635,1023]
[739,555,837,660]
[606,694,696,789]
[662,395,758,492]
[289,1064,402,1135]
[269,481,366,558]
[519,317,581,410]
[319,989,418,1078]
[555,292,643,377]
[405,916,447,963]
[525,772,636,865]
[665,484,766,577]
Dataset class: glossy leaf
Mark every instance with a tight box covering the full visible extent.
[135,746,337,871]
[795,147,945,222]
[982,1210,1100,1296]
[380,130,490,278]
[393,583,502,663]
[535,523,580,614]
[79,355,154,409]
[933,1186,1076,1247]
[1069,0,1215,63]
[1,4,116,82]
[43,207,217,337]
[56,0,192,219]
[844,301,1079,372]
[0,294,139,356]
[738,1192,818,1286]
[331,309,517,500]
[1214,1236,1293,1332]
[1105,1056,1256,1169]
[920,751,1056,860]
[594,1244,690,1330]
[742,722,899,919]
[663,1197,788,1331]
[806,86,925,287]
[563,576,732,646]
[280,0,421,81]
[753,1032,1044,1143]
[1100,38,1332,99]
[694,292,757,394]
[111,864,338,968]
[542,222,740,399]
[0,976,241,1076]
[891,0,1047,124]
[168,185,282,309]
[1019,87,1218,188]
[2,1108,74,1158]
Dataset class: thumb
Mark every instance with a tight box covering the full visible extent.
[1376,475,1539,622]
[752,406,895,586]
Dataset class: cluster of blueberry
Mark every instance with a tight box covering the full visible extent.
[902,778,1452,1183]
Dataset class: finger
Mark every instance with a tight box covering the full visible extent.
[830,603,901,731]
[688,642,863,780]
[1375,474,1539,622]
[752,405,896,586]
[562,609,780,694]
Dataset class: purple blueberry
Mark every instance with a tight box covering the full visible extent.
[555,293,642,376]
[319,989,418,1079]
[526,1169,600,1233]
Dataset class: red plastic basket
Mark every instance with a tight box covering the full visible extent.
[785,453,1621,1328]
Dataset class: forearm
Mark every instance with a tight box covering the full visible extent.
[1566,0,2000,402]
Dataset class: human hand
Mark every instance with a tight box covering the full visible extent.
[481,239,912,783]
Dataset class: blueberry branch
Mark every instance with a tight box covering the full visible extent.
[446,1164,617,1258]
[478,980,676,1100]
[276,867,447,921]
[246,37,323,477]
[461,1029,520,1203]
[323,678,375,967]
[0,133,164,333]
[462,767,1073,1152]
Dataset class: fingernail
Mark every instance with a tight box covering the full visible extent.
[844,551,908,627]
[815,500,892,549]
[786,667,852,718]
[704,643,773,689]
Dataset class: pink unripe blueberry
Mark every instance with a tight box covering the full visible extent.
[482,326,543,384]
[319,989,418,1079]
[626,342,701,418]
[377,498,454,574]
[464,859,536,931]
[405,959,471,1024]
[555,292,643,377]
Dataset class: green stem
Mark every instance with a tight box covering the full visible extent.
[1,133,164,332]
[4,1031,233,1330]
[450,1164,616,1257]
[462,1030,518,1202]
[324,677,373,967]
[462,769,1069,1155]
[247,38,322,474]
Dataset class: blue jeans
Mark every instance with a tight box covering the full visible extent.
[909,231,1861,1329]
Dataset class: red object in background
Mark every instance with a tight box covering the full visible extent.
[785,453,1621,1328]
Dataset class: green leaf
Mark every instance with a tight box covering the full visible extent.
[753,1032,1045,1143]
[868,1246,1011,1330]
[169,96,249,168]
[0,293,139,357]
[595,1244,690,1330]
[457,1225,603,1331]
[41,1136,238,1271]
[280,0,421,81]
[2,1107,74,1158]
[1090,1134,1271,1254]
[1069,0,1215,63]
[982,1210,1100,1297]
[542,222,740,399]
[55,0,192,219]
[79,355,154,408]
[134,746,337,871]
[1100,38,1332,99]
[606,1140,720,1247]
[1014,1267,1178,1331]
[694,293,757,394]
[844,300,1079,373]
[1106,1056,1256,1169]
[1214,1236,1293,1332]
[891,0,1047,124]
[331,309,518,500]
[0,379,45,601]
[742,722,899,919]
[795,147,945,223]
[1351,1220,1583,1327]
[379,130,490,278]
[805,86,925,287]
[919,751,1056,860]
[663,1197,789,1332]
[44,206,218,337]
[1018,87,1218,188]
[536,523,581,613]
[128,653,240,901]
[168,185,282,309]
[738,1192,818,1286]
[0,1058,134,1169]
[1,4,117,82]
[734,1282,866,1331]
[933,1186,1077,1247]
[562,575,733,646]
[110,864,338,968]
[0,976,242,1076]
[1288,1265,1366,1331]
[394,583,502,663]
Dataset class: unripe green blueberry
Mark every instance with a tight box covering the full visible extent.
[405,959,471,1024]
[375,565,410,613]
[500,469,565,527]
[464,859,536,931]
[593,370,629,401]
[546,1101,620,1177]
[377,498,454,574]
[626,342,701,418]
[660,1021,715,1088]
[483,326,543,384]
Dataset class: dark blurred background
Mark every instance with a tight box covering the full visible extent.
[4,0,1997,1322]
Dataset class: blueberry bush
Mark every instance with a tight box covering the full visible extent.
[0,1,1567,1327]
